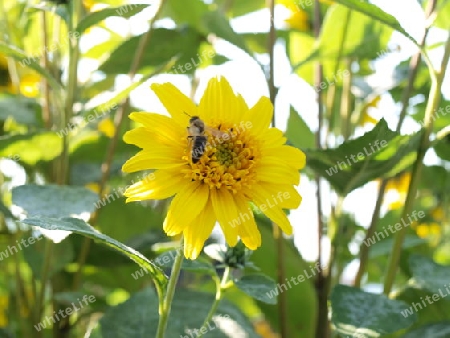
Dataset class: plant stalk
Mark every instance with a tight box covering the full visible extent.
[383,29,450,295]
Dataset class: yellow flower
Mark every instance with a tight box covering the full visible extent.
[122,77,305,259]
[20,73,40,98]
[0,294,7,327]
[385,172,411,210]
[413,222,441,239]
[98,118,115,138]
[281,1,310,32]
[359,96,380,126]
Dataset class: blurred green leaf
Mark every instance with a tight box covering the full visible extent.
[0,96,38,125]
[12,185,98,218]
[21,217,168,296]
[331,0,418,45]
[76,4,150,34]
[0,132,62,165]
[368,235,426,258]
[403,322,450,338]
[331,284,417,337]
[394,287,450,336]
[22,236,74,279]
[202,11,250,54]
[215,0,266,17]
[286,107,315,149]
[99,28,202,75]
[433,0,450,30]
[96,198,163,243]
[304,119,421,195]
[96,287,260,337]
[409,254,450,295]
[234,274,277,305]
[163,0,208,31]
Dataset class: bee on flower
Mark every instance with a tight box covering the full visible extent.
[122,77,306,259]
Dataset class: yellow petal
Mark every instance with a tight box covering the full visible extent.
[124,126,185,150]
[247,185,293,235]
[198,76,240,124]
[211,188,239,246]
[259,127,286,148]
[124,170,184,202]
[183,199,216,259]
[257,159,300,185]
[151,83,197,126]
[262,145,306,169]
[122,147,184,173]
[163,183,209,236]
[244,97,273,135]
[256,183,302,209]
[234,194,261,250]
[128,112,185,147]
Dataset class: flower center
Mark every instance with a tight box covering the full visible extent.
[181,122,258,193]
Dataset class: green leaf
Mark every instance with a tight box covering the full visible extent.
[99,28,202,75]
[215,0,266,17]
[433,0,450,30]
[331,0,418,45]
[0,42,63,94]
[403,322,450,338]
[202,11,250,54]
[319,5,392,60]
[394,287,450,335]
[21,217,168,296]
[76,4,150,34]
[304,119,421,195]
[96,288,260,337]
[409,254,450,295]
[12,185,98,218]
[286,107,315,149]
[0,132,62,165]
[22,237,74,279]
[0,96,38,125]
[234,274,277,305]
[163,0,208,31]
[331,284,417,337]
[96,198,163,243]
[368,235,425,258]
[434,136,450,162]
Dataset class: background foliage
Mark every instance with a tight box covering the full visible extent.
[0,0,450,337]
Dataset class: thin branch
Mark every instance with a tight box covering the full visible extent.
[353,0,437,288]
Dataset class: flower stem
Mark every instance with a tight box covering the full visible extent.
[198,267,232,338]
[155,238,184,338]
[383,29,450,295]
